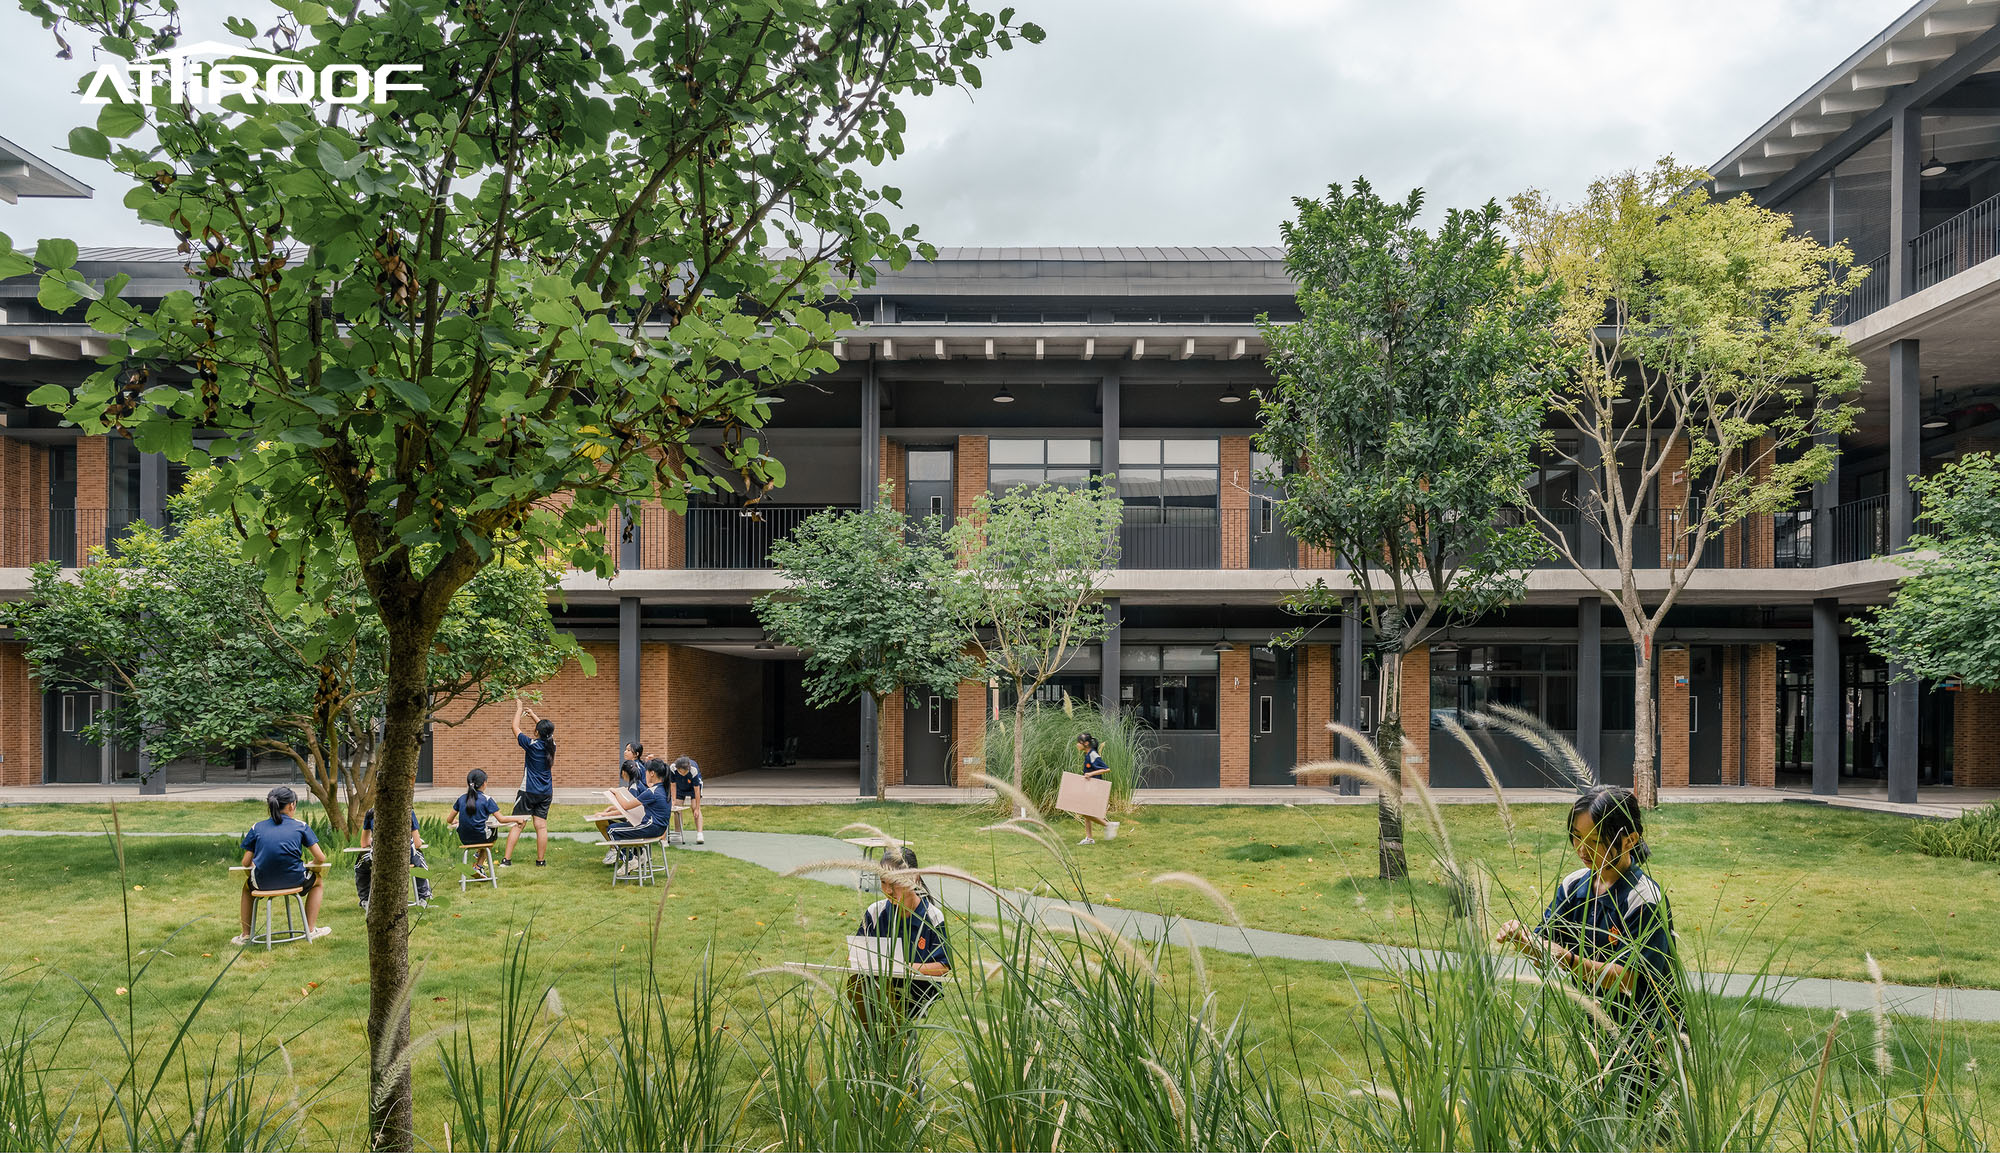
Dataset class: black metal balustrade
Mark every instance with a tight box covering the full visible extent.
[1120,507,1225,569]
[1913,192,2000,295]
[1831,494,1888,565]
[0,508,147,567]
[1774,509,1814,568]
[1832,250,1890,324]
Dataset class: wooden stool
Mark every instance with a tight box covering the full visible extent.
[594,837,665,885]
[461,845,499,891]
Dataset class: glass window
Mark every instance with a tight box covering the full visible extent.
[1118,440,1219,517]
[989,439,1044,466]
[1123,440,1161,466]
[1161,645,1220,672]
[1047,440,1098,466]
[1120,675,1219,731]
[989,439,1102,493]
[907,450,953,482]
[1123,646,1161,672]
[1164,440,1219,466]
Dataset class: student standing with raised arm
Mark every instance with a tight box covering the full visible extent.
[502,697,555,867]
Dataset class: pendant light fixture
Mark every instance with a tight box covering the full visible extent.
[993,384,1015,404]
[1922,136,1948,178]
[1219,384,1242,404]
[1924,375,1950,430]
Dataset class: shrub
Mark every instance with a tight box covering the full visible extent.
[1906,802,2000,863]
[977,701,1150,813]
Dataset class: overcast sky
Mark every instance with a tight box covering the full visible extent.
[0,0,1915,249]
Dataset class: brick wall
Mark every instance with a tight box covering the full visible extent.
[1746,644,1776,787]
[880,687,906,787]
[955,436,987,518]
[1397,645,1430,784]
[1956,690,2000,788]
[1297,644,1334,766]
[662,645,762,778]
[879,437,904,498]
[1657,438,1689,567]
[952,678,988,785]
[1657,646,1690,788]
[1221,436,1250,570]
[0,440,47,566]
[429,640,619,790]
[0,643,41,785]
[1220,646,1251,786]
[1746,437,1774,568]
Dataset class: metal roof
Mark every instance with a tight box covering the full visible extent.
[0,135,92,203]
[1709,0,2000,195]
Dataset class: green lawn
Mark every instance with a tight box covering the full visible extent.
[2,799,1997,1149]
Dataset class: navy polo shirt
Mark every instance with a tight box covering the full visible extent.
[240,816,318,891]
[453,793,500,840]
[362,810,419,833]
[517,733,554,796]
[668,760,702,798]
[635,781,675,826]
[1536,865,1683,1030]
[1082,749,1109,776]
[859,895,949,969]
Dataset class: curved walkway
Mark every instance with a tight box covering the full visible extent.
[8,825,1996,1023]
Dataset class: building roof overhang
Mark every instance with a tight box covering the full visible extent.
[0,135,92,204]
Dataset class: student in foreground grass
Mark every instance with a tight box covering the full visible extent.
[234,786,331,945]
[848,843,951,1026]
[1496,785,1686,1103]
[668,755,705,845]
[452,768,512,881]
[353,805,433,912]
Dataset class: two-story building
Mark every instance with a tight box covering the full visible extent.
[4,0,1998,800]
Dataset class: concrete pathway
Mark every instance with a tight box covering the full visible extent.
[7,823,1992,1022]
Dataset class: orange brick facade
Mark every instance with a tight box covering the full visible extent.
[1956,690,2000,788]
[1220,646,1251,786]
[953,678,989,786]
[1657,646,1691,788]
[1296,644,1334,765]
[430,640,623,790]
[1397,645,1431,784]
[1221,436,1251,570]
[0,643,42,786]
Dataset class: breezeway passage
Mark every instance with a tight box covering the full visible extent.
[6,823,1989,1024]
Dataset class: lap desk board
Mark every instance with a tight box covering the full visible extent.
[1055,771,1111,822]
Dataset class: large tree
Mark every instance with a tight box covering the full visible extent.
[943,481,1123,792]
[4,490,577,834]
[9,0,1039,1144]
[756,484,976,800]
[1508,160,1863,808]
[1859,452,2000,687]
[1257,179,1557,880]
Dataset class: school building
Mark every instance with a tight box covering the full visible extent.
[3,0,2000,801]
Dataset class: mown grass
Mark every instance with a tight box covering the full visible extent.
[3,800,1999,1149]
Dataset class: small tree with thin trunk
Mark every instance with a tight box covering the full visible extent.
[943,481,1122,791]
[3,490,579,834]
[1858,453,2000,687]
[1257,179,1556,880]
[1508,160,1862,808]
[757,484,975,800]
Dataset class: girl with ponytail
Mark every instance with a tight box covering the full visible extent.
[234,786,330,946]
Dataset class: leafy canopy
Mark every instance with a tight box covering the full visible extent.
[757,485,975,711]
[1256,179,1558,648]
[1860,453,2000,689]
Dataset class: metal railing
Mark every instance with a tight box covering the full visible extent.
[1831,250,1890,325]
[1120,507,1226,569]
[1774,509,1814,568]
[0,508,146,567]
[1913,191,2000,295]
[677,505,831,570]
[1831,494,1888,565]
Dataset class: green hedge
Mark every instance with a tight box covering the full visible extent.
[1907,802,2000,863]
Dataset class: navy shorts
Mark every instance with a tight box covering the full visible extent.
[512,793,552,819]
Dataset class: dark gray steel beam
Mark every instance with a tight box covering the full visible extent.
[1101,370,1120,482]
[1890,106,1922,301]
[1100,597,1122,722]
[1813,597,1840,796]
[861,360,881,508]
[1754,23,2000,208]
[1888,672,1919,804]
[1577,597,1601,774]
[1339,597,1362,796]
[1889,339,1920,549]
[1813,427,1840,568]
[619,597,640,751]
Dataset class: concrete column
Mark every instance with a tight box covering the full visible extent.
[1889,339,1920,550]
[1099,597,1121,718]
[1812,428,1839,567]
[138,452,167,530]
[1338,597,1362,795]
[861,362,881,509]
[1813,598,1841,795]
[1890,107,1921,302]
[618,597,640,750]
[1100,371,1120,483]
[1888,671,1919,804]
[1577,597,1601,774]
[859,694,878,798]
[1577,437,1603,569]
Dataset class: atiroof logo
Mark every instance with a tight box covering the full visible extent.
[81,40,422,107]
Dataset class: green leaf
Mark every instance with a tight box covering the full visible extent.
[67,127,109,160]
[96,100,145,139]
[315,139,365,180]
[379,376,431,413]
[26,384,70,409]
[35,239,78,271]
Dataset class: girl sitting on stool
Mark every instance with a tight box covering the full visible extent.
[452,768,510,881]
[235,786,330,945]
[591,759,676,877]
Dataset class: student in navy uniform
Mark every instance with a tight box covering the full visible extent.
[234,786,331,945]
[502,697,555,867]
[602,751,647,865]
[452,768,509,880]
[848,843,950,1028]
[589,759,676,877]
[353,806,433,912]
[1073,732,1112,845]
[1496,785,1685,1105]
[667,755,705,845]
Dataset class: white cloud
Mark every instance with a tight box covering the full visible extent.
[0,0,1915,249]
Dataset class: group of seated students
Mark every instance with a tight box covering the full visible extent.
[588,742,705,876]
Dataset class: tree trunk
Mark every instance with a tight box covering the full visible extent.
[1375,646,1408,880]
[874,692,888,802]
[1633,639,1657,809]
[1012,685,1027,791]
[367,614,433,1151]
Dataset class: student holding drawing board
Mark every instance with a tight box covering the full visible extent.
[1066,732,1113,844]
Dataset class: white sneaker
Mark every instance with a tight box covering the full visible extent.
[1078,837,1095,846]
[308,926,332,942]
[230,933,251,947]
[695,833,704,845]
[602,849,620,865]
